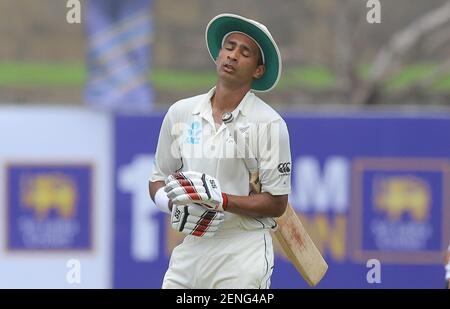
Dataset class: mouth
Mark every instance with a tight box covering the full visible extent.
[222,63,235,73]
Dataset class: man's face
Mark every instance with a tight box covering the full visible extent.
[216,32,265,87]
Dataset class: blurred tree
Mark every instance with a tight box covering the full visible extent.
[1,0,450,106]
[351,1,450,105]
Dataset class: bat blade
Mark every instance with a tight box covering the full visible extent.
[273,203,328,286]
[248,170,328,286]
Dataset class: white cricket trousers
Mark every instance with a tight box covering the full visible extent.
[162,229,274,289]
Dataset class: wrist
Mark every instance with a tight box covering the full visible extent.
[221,192,228,211]
[155,187,171,214]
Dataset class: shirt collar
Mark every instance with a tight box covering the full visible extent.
[191,87,255,118]
[192,87,216,115]
[235,90,255,117]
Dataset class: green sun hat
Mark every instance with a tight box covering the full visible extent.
[205,13,282,92]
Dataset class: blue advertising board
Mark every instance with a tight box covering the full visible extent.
[114,112,450,288]
[7,164,93,251]
[114,115,168,288]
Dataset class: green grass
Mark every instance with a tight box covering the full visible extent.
[0,62,85,86]
[1,61,449,93]
[384,63,437,91]
[280,66,336,90]
[431,74,450,92]
[357,64,371,80]
[151,70,216,90]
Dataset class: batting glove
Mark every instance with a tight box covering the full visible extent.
[164,171,229,211]
[171,203,225,237]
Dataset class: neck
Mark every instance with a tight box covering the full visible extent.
[211,81,251,113]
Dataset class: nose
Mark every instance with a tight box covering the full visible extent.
[227,49,238,62]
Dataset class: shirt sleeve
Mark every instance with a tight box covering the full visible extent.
[150,107,183,182]
[257,119,291,196]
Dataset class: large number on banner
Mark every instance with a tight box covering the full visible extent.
[118,155,159,262]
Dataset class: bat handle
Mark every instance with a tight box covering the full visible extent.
[249,172,261,195]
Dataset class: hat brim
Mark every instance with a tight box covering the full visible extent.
[206,14,281,92]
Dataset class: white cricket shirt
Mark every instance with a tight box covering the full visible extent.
[151,87,292,235]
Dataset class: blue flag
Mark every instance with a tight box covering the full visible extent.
[85,0,154,112]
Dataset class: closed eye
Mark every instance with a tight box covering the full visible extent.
[223,41,236,51]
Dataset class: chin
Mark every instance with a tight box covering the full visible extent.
[219,71,236,81]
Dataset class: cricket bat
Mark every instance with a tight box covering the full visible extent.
[223,112,328,286]
[249,171,328,286]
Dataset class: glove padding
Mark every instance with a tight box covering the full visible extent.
[165,171,228,211]
[171,203,225,237]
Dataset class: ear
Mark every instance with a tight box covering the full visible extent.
[253,65,265,79]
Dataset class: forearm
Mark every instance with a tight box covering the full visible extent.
[225,192,287,218]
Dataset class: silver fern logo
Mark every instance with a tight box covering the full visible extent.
[187,121,202,145]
